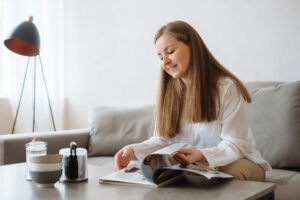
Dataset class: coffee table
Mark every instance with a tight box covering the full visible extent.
[0,163,275,200]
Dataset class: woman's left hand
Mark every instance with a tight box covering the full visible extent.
[174,148,207,165]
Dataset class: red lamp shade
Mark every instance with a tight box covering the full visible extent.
[4,16,40,56]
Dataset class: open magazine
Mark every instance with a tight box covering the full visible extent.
[99,143,233,187]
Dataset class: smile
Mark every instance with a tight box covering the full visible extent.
[167,65,177,72]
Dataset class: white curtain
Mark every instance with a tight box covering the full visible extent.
[0,0,65,133]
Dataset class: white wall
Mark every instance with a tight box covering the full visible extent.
[63,0,300,129]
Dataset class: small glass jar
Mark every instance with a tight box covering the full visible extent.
[59,145,88,182]
[25,141,47,180]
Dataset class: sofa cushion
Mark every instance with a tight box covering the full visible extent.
[288,173,300,184]
[88,105,155,156]
[266,169,300,185]
[88,156,114,166]
[246,81,300,168]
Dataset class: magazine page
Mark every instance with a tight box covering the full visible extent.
[99,168,155,186]
[141,143,187,183]
[162,163,233,179]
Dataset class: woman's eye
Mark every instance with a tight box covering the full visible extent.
[167,50,174,54]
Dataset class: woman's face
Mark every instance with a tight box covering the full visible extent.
[155,34,190,82]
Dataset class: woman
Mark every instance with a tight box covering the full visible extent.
[114,21,271,181]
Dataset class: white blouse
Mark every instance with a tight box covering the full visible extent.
[128,78,271,171]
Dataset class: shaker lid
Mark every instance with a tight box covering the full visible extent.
[59,147,87,156]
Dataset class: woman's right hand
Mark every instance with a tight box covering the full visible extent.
[114,146,136,170]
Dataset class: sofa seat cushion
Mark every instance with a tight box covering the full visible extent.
[288,173,300,184]
[88,156,114,166]
[266,169,300,184]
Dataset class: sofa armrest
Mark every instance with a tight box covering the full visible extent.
[0,129,90,165]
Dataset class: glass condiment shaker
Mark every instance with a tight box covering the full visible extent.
[25,140,47,180]
[59,142,88,182]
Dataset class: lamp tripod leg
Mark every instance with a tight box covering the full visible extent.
[11,57,31,134]
[38,56,56,131]
[32,57,37,132]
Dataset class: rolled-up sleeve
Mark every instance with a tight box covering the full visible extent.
[200,82,254,168]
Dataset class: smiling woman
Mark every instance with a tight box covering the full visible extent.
[155,34,191,83]
[114,20,271,182]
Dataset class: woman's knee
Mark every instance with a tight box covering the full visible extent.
[218,159,265,181]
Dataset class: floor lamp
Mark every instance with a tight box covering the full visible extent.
[4,16,56,133]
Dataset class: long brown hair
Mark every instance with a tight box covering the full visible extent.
[154,21,251,138]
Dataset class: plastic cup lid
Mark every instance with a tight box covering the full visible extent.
[25,141,47,150]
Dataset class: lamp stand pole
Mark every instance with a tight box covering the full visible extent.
[11,58,30,134]
[32,57,36,132]
[38,55,56,131]
[11,56,56,134]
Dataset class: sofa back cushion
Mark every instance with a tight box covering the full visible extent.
[246,81,300,168]
[88,105,155,156]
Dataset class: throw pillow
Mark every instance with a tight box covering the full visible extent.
[246,81,300,168]
[88,105,155,156]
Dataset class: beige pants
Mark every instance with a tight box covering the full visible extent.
[218,159,265,181]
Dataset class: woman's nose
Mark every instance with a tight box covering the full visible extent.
[163,57,171,66]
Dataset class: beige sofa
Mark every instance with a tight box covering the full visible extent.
[0,81,299,200]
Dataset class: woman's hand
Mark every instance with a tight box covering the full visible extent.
[174,147,207,165]
[114,146,137,170]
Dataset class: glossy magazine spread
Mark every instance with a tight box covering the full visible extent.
[99,143,233,187]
